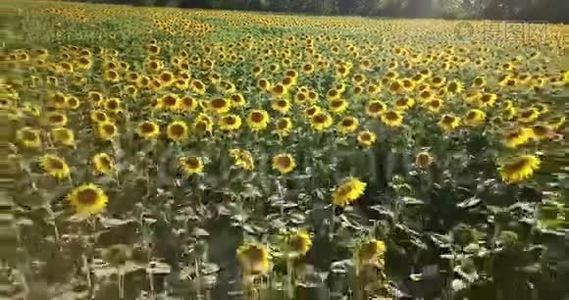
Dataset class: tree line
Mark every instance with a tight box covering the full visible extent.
[78,0,569,22]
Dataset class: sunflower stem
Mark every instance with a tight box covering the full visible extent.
[286,258,295,299]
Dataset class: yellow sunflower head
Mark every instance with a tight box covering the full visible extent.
[179,156,204,176]
[92,153,115,176]
[237,243,270,276]
[272,153,296,175]
[464,109,486,126]
[67,183,108,216]
[247,109,270,131]
[40,154,70,180]
[166,121,189,142]
[274,117,293,137]
[97,121,118,141]
[284,230,312,258]
[338,116,359,135]
[218,114,242,132]
[365,100,387,117]
[209,97,231,114]
[271,99,291,115]
[499,154,541,184]
[415,151,434,169]
[357,130,377,147]
[332,177,367,207]
[438,114,461,132]
[381,110,404,128]
[17,127,42,148]
[310,111,333,131]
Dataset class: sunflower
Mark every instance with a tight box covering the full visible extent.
[310,111,333,131]
[502,127,534,148]
[284,230,312,258]
[464,109,486,126]
[17,127,41,148]
[167,121,189,142]
[90,110,109,123]
[67,183,108,216]
[546,115,565,130]
[530,124,553,140]
[272,153,296,175]
[229,93,247,108]
[418,89,435,103]
[229,148,254,171]
[219,114,242,132]
[104,97,122,113]
[191,79,207,95]
[304,105,321,118]
[274,117,293,137]
[329,98,349,114]
[51,127,75,146]
[137,121,160,139]
[326,88,341,101]
[381,110,404,128]
[338,116,359,135]
[499,155,541,184]
[365,100,387,117]
[478,93,497,108]
[357,130,377,147]
[194,113,214,134]
[472,76,487,88]
[237,243,270,276]
[355,239,386,271]
[179,156,204,176]
[104,69,120,83]
[208,97,231,114]
[395,97,415,111]
[92,153,115,176]
[271,99,291,115]
[40,154,70,179]
[247,109,270,131]
[97,121,118,141]
[439,114,461,132]
[256,78,271,91]
[332,177,367,207]
[45,112,68,127]
[446,79,464,94]
[517,108,540,124]
[425,98,443,113]
[415,151,434,169]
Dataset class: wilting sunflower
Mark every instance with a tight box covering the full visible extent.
[381,110,404,128]
[229,148,254,171]
[97,121,118,141]
[237,243,270,276]
[502,127,534,148]
[499,154,541,184]
[272,153,296,175]
[67,183,108,216]
[274,117,293,137]
[51,127,75,146]
[92,153,115,176]
[284,230,312,258]
[209,97,231,114]
[17,127,41,148]
[310,111,333,131]
[271,99,291,115]
[40,154,70,180]
[338,116,359,135]
[179,156,204,176]
[355,239,386,271]
[247,109,270,131]
[438,114,461,132]
[219,114,242,132]
[357,130,377,147]
[332,177,367,207]
[415,151,434,169]
[167,121,189,142]
[464,109,486,126]
[365,100,387,118]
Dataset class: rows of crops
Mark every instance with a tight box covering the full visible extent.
[3,1,569,299]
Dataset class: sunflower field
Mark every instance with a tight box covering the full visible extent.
[3,0,569,299]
